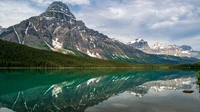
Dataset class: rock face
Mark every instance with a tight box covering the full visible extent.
[0,26,6,34]
[0,2,148,61]
[128,38,152,54]
[151,43,200,59]
[128,39,200,59]
[180,45,193,51]
[152,43,183,56]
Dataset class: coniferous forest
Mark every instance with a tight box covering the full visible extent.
[0,40,132,67]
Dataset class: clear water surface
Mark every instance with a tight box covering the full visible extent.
[0,69,199,112]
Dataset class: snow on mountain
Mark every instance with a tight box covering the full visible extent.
[128,38,152,54]
[0,26,6,34]
[151,42,165,50]
[140,77,196,92]
[128,39,200,59]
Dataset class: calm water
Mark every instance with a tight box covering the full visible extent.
[0,69,199,112]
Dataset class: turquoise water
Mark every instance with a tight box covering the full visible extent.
[0,69,199,112]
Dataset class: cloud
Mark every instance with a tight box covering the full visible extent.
[0,0,90,27]
[0,0,41,27]
[74,0,200,50]
[0,0,199,50]
[31,0,90,5]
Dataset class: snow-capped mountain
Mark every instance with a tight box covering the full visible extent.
[128,38,152,54]
[0,2,150,62]
[140,77,196,92]
[128,39,200,59]
[0,26,6,34]
[180,45,193,51]
[151,43,183,56]
[151,43,200,59]
[0,2,199,64]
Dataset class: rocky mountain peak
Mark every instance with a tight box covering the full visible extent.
[47,1,70,12]
[0,26,5,34]
[130,38,145,44]
[180,45,193,51]
[128,38,152,54]
[41,1,76,22]
[135,38,144,42]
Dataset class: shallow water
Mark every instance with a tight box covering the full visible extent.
[0,69,199,112]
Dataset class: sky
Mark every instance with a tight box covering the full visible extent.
[0,0,200,50]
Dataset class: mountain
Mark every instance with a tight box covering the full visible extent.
[128,39,200,59]
[0,26,6,34]
[180,45,193,51]
[0,2,199,64]
[152,43,182,56]
[152,43,200,59]
[127,38,152,54]
[0,2,146,60]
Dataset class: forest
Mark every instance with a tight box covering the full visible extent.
[1,39,200,69]
[0,40,132,67]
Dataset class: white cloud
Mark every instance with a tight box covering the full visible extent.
[0,0,40,27]
[108,7,126,18]
[0,0,199,49]
[0,0,41,27]
[74,0,200,49]
[0,0,90,27]
[99,7,126,19]
[31,0,90,5]
[150,21,175,29]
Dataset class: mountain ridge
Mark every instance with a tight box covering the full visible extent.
[128,38,200,59]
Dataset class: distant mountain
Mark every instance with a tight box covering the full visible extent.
[152,43,183,56]
[180,45,193,51]
[0,26,6,34]
[128,38,200,59]
[152,43,200,59]
[0,2,199,64]
[127,38,152,54]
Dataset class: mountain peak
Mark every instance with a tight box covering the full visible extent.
[130,38,145,44]
[43,1,76,21]
[47,1,70,11]
[180,45,193,51]
[128,38,152,54]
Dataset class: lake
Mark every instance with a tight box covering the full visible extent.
[0,69,199,112]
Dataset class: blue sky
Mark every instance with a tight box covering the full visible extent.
[0,0,200,50]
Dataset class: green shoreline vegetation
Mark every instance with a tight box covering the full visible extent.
[197,72,200,85]
[0,40,200,69]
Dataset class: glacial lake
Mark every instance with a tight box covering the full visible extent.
[0,69,199,112]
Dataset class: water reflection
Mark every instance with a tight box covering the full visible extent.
[0,69,199,112]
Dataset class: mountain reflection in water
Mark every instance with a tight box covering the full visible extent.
[0,69,199,112]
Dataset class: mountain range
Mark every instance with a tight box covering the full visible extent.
[128,38,200,59]
[0,1,199,64]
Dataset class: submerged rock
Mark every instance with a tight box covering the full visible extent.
[183,90,194,93]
